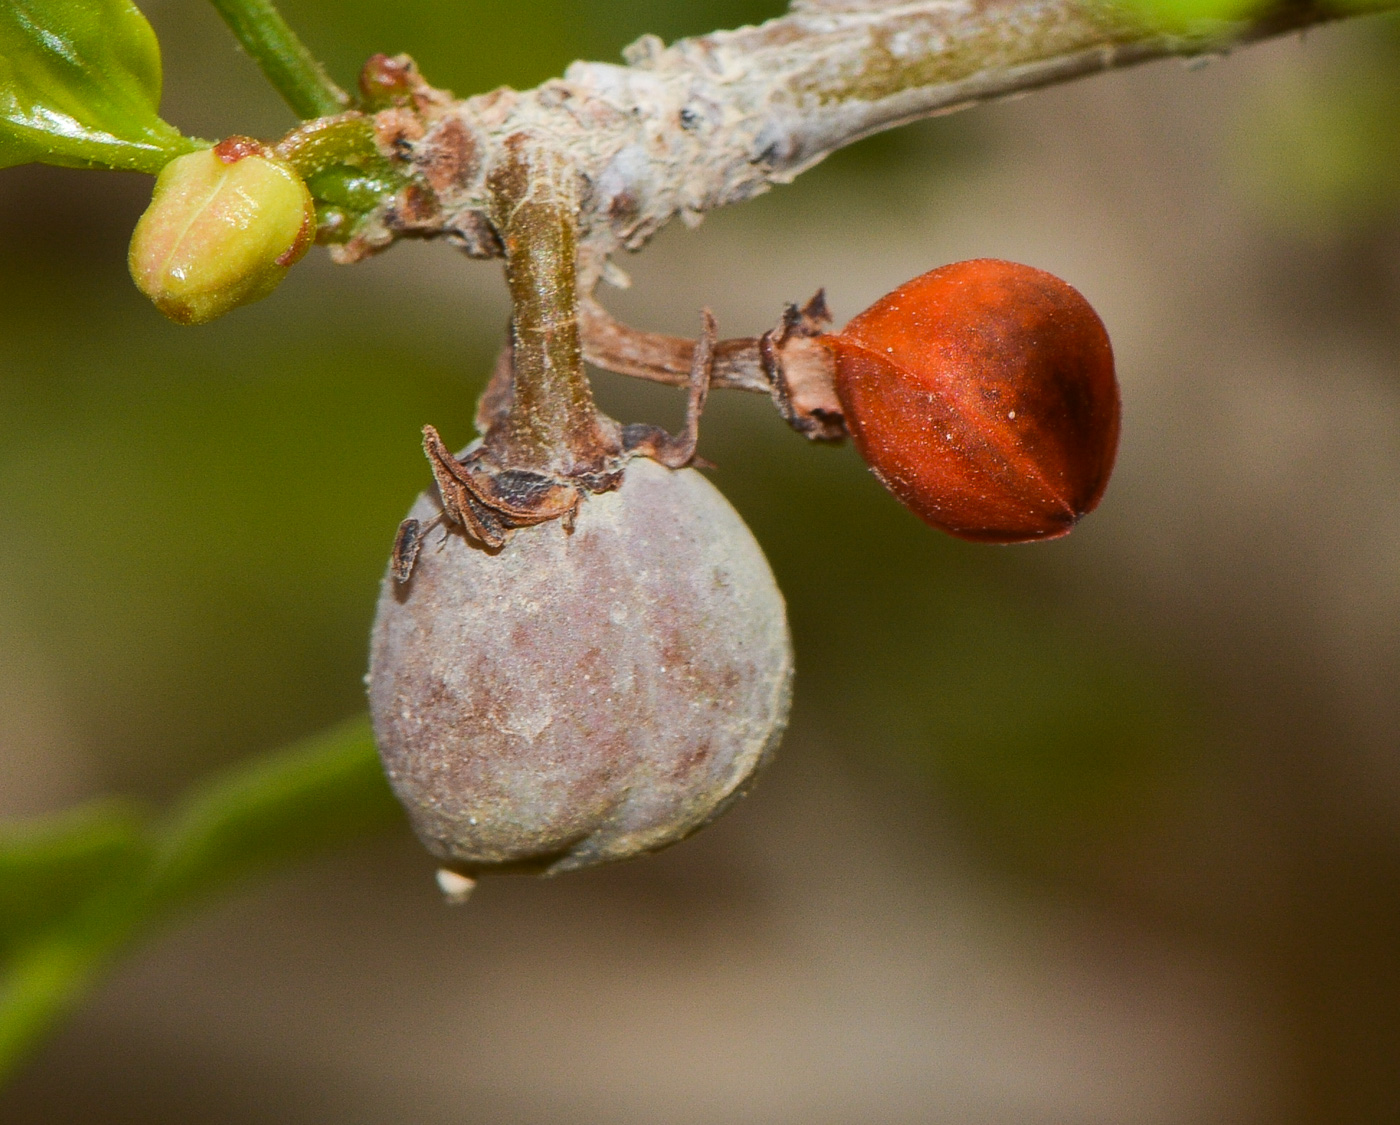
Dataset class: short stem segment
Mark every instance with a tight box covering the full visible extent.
[206,0,350,120]
[486,136,613,475]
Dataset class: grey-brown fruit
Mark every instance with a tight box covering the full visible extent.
[368,456,793,877]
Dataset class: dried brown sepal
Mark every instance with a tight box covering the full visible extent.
[619,309,715,469]
[758,291,845,442]
[419,425,590,552]
[407,309,719,583]
[399,309,727,588]
[391,516,434,583]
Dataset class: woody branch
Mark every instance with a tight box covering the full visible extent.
[352,0,1371,276]
[328,0,1388,436]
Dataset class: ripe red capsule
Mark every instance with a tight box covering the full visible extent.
[825,259,1120,543]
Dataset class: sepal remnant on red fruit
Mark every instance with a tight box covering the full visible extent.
[128,138,315,325]
[825,259,1120,543]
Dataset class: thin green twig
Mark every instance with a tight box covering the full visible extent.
[207,0,350,120]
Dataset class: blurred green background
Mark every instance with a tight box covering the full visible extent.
[2,2,1400,1122]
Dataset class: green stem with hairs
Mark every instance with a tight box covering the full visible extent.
[207,0,350,120]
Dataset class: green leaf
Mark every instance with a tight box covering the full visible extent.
[0,802,153,1084]
[146,716,402,910]
[0,0,200,172]
[0,800,151,957]
[0,716,402,1084]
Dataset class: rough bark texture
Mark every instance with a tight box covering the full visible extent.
[368,458,793,876]
[345,0,1366,294]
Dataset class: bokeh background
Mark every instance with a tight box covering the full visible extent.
[3,1,1400,1120]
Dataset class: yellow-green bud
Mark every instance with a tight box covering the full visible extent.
[129,137,315,325]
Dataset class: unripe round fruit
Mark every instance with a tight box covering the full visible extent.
[128,138,315,325]
[369,457,793,877]
[826,259,1120,543]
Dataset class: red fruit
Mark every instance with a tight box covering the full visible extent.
[825,259,1120,543]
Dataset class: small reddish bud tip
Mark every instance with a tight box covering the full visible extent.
[359,53,415,107]
[825,259,1120,544]
[212,135,267,164]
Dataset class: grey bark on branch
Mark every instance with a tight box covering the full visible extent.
[344,0,1378,293]
[339,0,1390,459]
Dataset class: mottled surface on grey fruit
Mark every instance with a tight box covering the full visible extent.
[369,459,792,877]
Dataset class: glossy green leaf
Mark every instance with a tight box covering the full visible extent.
[0,0,199,172]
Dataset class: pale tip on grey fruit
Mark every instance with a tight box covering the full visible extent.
[435,867,477,905]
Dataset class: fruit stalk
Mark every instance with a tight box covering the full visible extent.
[484,138,616,475]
